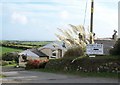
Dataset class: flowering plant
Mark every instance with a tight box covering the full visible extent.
[26,59,49,69]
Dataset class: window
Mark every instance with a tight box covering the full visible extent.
[51,50,57,58]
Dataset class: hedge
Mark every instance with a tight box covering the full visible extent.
[45,57,120,73]
[63,46,84,58]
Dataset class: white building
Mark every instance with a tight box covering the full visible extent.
[18,49,48,67]
[38,41,67,59]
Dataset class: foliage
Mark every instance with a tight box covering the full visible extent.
[1,61,8,66]
[20,41,52,46]
[45,57,120,73]
[0,61,1,66]
[0,74,6,78]
[1,60,16,66]
[2,52,18,61]
[56,24,94,48]
[1,41,52,50]
[2,44,32,50]
[63,46,84,58]
[109,38,120,55]
[25,59,49,69]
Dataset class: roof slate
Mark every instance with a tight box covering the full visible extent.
[30,49,49,57]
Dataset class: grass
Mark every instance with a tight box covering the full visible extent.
[21,41,52,46]
[0,46,23,57]
[0,41,52,56]
[4,63,16,67]
[29,68,119,79]
[0,74,6,78]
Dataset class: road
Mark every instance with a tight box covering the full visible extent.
[1,67,119,83]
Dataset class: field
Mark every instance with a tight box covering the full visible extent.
[20,41,52,45]
[1,41,52,50]
[0,46,23,57]
[0,41,53,57]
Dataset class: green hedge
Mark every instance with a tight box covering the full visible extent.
[2,52,18,61]
[1,61,16,66]
[45,57,120,73]
[45,58,72,71]
[63,46,84,58]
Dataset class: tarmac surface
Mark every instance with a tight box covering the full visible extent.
[1,66,119,84]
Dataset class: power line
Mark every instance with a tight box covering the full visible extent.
[83,0,88,26]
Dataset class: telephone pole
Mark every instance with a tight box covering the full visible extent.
[90,0,94,44]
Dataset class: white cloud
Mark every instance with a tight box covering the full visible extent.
[11,12,28,24]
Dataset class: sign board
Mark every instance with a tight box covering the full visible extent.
[86,44,103,55]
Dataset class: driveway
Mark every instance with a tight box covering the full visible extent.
[1,67,119,83]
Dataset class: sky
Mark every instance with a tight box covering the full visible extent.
[0,0,119,41]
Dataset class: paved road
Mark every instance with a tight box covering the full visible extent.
[1,67,119,83]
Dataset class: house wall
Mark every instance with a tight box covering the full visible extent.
[40,48,52,59]
[19,49,48,67]
[40,48,64,59]
[57,49,62,58]
[19,55,40,67]
[94,40,115,55]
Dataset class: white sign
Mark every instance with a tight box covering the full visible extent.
[86,44,103,55]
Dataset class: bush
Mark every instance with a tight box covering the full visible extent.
[63,46,84,58]
[45,57,120,73]
[45,58,72,71]
[25,59,49,70]
[2,61,9,66]
[2,52,18,61]
[110,38,120,55]
[0,61,1,66]
[1,61,16,66]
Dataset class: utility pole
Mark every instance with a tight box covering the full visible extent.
[90,0,94,44]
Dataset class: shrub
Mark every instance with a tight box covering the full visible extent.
[1,61,16,66]
[2,52,18,61]
[110,38,120,55]
[63,46,84,58]
[25,59,49,70]
[2,61,9,66]
[45,58,72,71]
[45,57,120,73]
[0,61,1,66]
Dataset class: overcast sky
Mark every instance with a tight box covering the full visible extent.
[0,0,119,41]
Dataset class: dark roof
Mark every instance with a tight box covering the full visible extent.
[30,49,49,57]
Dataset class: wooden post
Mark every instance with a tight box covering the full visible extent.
[90,0,94,44]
